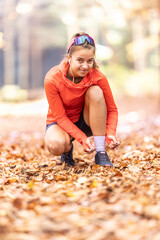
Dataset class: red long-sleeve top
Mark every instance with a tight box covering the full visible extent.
[44,59,118,146]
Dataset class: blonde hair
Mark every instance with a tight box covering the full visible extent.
[67,32,99,69]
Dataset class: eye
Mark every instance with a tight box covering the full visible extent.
[77,58,83,63]
[88,59,94,63]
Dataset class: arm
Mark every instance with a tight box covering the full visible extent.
[44,76,88,146]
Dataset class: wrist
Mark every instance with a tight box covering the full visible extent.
[80,135,88,146]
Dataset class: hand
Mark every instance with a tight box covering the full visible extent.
[83,137,95,153]
[106,135,121,149]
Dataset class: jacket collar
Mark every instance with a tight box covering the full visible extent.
[59,58,69,77]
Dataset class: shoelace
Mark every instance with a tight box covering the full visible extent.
[98,152,108,161]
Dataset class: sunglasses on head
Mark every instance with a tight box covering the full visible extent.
[67,35,95,53]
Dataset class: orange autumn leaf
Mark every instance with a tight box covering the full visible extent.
[54,175,68,181]
[90,180,98,188]
[28,180,34,190]
[66,192,76,197]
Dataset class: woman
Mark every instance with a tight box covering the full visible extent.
[44,32,120,167]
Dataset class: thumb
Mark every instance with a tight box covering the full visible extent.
[106,136,113,145]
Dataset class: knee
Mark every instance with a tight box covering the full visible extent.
[85,85,104,103]
[44,137,66,156]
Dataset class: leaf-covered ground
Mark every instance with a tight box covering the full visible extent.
[0,100,160,240]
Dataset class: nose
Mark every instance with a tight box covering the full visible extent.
[82,62,88,69]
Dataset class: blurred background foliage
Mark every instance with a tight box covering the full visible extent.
[0,0,159,101]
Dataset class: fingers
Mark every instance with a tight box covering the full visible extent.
[84,138,95,153]
[109,140,120,148]
[108,138,120,148]
[108,135,121,149]
[85,147,95,153]
[85,144,95,153]
[109,141,119,149]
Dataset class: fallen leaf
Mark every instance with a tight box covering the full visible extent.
[90,180,98,188]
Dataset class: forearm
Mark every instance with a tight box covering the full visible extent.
[56,116,87,145]
[106,109,118,136]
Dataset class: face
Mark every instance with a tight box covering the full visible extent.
[68,47,95,78]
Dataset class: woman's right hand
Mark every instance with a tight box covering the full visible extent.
[83,137,95,153]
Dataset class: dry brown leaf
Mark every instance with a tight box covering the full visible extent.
[54,175,68,181]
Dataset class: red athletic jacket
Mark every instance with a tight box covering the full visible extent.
[44,59,118,146]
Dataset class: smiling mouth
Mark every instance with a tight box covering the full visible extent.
[80,70,88,73]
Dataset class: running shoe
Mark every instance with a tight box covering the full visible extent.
[60,144,75,166]
[95,151,113,167]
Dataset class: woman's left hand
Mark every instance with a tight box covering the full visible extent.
[106,135,121,149]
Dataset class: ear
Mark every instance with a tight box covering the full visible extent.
[67,55,71,64]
